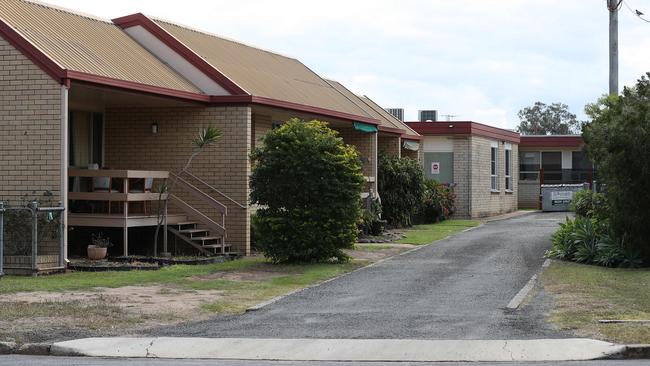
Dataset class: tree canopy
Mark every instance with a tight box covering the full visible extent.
[516,102,582,135]
[583,73,650,260]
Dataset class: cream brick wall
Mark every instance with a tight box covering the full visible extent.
[378,135,400,157]
[469,136,518,218]
[452,137,471,218]
[104,106,252,254]
[337,127,377,194]
[252,113,273,150]
[0,38,63,206]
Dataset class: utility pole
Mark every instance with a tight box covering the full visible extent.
[608,0,621,95]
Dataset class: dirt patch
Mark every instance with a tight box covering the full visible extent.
[2,285,224,317]
[345,243,415,261]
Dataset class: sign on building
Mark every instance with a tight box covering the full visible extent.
[431,162,440,175]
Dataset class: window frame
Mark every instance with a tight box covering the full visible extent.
[504,144,512,191]
[490,144,498,191]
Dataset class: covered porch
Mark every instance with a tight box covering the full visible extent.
[65,83,250,258]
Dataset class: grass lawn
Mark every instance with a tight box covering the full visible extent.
[542,260,650,344]
[395,220,480,245]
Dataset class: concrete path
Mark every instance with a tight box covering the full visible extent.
[146,211,571,339]
[49,337,625,362]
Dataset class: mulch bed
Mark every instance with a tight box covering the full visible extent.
[68,259,160,272]
[357,229,406,243]
[112,255,235,266]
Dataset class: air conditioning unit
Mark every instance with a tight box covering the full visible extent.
[386,108,404,121]
[418,110,438,122]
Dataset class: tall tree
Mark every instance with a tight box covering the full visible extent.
[516,102,581,135]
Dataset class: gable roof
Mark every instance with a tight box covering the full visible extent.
[148,18,375,120]
[0,0,203,97]
[0,1,381,123]
[325,79,421,139]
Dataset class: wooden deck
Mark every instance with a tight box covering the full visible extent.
[68,169,170,256]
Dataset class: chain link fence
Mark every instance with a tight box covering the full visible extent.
[0,201,65,276]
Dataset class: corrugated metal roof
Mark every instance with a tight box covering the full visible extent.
[326,79,420,136]
[0,0,201,93]
[154,19,374,118]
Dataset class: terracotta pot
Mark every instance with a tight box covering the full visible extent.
[87,245,107,260]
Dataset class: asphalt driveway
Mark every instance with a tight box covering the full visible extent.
[148,211,572,339]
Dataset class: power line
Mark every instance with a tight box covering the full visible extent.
[622,0,650,23]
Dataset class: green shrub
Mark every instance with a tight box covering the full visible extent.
[546,217,577,260]
[378,155,425,227]
[546,217,643,268]
[359,198,384,236]
[419,179,456,224]
[570,189,608,222]
[584,74,650,261]
[250,119,365,263]
[572,217,599,263]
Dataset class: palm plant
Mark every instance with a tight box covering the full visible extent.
[153,126,222,256]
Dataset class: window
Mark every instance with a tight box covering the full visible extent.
[541,151,562,182]
[490,145,498,191]
[519,151,540,180]
[505,146,512,191]
[69,111,103,167]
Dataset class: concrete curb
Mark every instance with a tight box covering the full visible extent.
[46,337,633,361]
[15,342,52,355]
[246,223,484,312]
[0,341,16,355]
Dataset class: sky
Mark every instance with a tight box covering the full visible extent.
[44,0,650,129]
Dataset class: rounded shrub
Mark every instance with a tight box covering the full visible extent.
[378,155,425,227]
[250,119,365,263]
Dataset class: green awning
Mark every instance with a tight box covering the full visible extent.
[403,140,420,151]
[353,121,378,133]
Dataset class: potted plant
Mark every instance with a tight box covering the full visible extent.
[88,233,113,260]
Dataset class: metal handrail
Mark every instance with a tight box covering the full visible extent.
[178,171,247,209]
[172,174,228,215]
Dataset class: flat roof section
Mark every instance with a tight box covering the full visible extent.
[406,121,520,144]
[519,135,584,148]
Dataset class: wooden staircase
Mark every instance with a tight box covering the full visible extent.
[167,221,231,255]
[163,172,236,256]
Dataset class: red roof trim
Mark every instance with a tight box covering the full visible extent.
[0,17,65,82]
[519,135,584,148]
[66,70,211,102]
[112,13,247,96]
[401,134,422,141]
[406,121,520,143]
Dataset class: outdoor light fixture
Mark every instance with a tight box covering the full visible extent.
[151,123,159,134]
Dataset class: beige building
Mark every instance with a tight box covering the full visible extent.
[406,121,520,218]
[0,0,421,268]
[518,135,592,209]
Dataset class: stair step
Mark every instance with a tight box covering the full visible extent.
[179,228,208,234]
[202,243,229,249]
[175,221,198,226]
[192,236,222,242]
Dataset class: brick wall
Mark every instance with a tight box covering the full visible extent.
[378,135,400,157]
[452,137,471,218]
[469,136,518,218]
[252,113,273,150]
[0,38,63,205]
[337,128,377,193]
[104,106,252,254]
